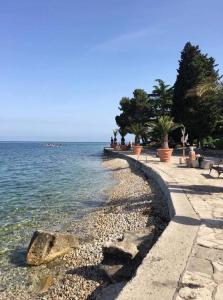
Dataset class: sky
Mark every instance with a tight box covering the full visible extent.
[0,0,223,142]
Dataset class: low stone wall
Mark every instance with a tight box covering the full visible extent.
[104,148,200,300]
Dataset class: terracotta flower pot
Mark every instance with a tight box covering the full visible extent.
[133,145,143,155]
[121,145,128,151]
[157,148,173,162]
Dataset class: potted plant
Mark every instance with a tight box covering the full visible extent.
[128,123,146,155]
[118,127,128,150]
[150,116,181,162]
[113,129,118,149]
[110,136,114,148]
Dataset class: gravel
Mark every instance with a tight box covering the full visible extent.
[0,157,169,300]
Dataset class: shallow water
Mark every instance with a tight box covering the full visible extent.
[0,142,113,266]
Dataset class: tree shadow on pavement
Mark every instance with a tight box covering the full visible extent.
[169,184,223,195]
[173,215,223,229]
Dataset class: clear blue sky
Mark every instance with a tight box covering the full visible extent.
[0,0,222,142]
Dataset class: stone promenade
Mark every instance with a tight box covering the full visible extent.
[111,151,223,300]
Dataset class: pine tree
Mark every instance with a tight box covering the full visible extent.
[172,42,221,142]
[115,89,153,143]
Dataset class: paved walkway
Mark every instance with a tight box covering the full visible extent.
[139,154,223,300]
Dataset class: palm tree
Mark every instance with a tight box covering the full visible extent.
[150,116,181,149]
[113,129,118,144]
[150,79,173,116]
[186,77,219,98]
[118,127,127,145]
[127,123,146,145]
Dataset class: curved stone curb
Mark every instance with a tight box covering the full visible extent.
[104,149,200,300]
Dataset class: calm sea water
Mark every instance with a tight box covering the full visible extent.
[0,142,113,259]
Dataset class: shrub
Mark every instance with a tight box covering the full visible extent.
[214,138,223,150]
[202,136,216,149]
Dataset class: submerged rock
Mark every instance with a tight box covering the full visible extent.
[37,274,54,293]
[26,230,79,266]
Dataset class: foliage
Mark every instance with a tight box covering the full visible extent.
[214,138,223,150]
[114,42,223,147]
[118,127,127,145]
[115,89,153,143]
[113,129,118,144]
[202,136,217,149]
[118,127,127,137]
[127,123,147,144]
[172,42,222,142]
[149,116,182,149]
[113,129,118,138]
[150,79,173,116]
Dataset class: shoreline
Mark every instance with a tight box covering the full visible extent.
[1,155,169,300]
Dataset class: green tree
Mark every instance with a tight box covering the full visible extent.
[149,116,181,149]
[115,89,152,143]
[172,42,221,142]
[118,127,127,145]
[150,79,173,117]
[113,129,118,144]
[127,123,147,144]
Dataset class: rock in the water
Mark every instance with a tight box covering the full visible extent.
[37,274,54,293]
[103,241,138,261]
[27,230,79,265]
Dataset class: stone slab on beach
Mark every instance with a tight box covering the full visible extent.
[103,227,155,262]
[123,227,155,256]
[103,240,138,261]
[26,230,79,265]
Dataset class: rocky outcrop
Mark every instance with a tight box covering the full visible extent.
[26,230,79,266]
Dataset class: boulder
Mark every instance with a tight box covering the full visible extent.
[123,228,155,256]
[102,228,155,263]
[103,241,138,261]
[26,230,79,265]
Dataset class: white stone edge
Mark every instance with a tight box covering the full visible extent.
[104,149,200,300]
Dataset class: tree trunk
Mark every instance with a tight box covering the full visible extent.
[162,133,169,149]
[135,135,140,145]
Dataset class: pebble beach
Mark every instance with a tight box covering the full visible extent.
[1,156,169,300]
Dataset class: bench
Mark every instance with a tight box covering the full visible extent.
[209,160,223,178]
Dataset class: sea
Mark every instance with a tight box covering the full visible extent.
[0,142,114,275]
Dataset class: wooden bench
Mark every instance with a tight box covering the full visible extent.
[209,159,223,178]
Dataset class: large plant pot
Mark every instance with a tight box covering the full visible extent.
[133,145,143,155]
[121,145,128,151]
[157,148,173,162]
